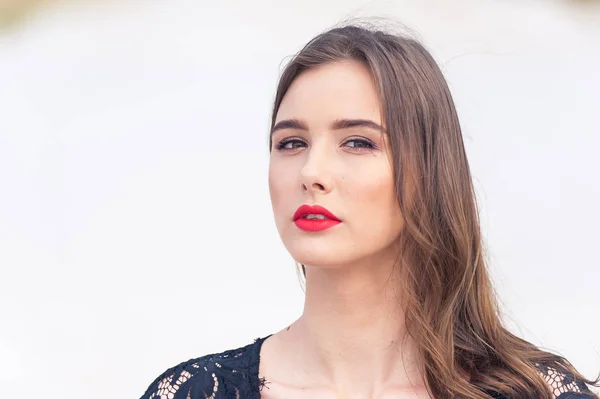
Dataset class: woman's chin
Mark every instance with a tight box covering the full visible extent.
[283,235,366,268]
[290,250,355,269]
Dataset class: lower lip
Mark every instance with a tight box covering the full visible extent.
[294,218,341,232]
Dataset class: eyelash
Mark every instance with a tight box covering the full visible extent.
[275,137,377,152]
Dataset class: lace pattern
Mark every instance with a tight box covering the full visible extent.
[537,363,595,399]
[140,337,269,399]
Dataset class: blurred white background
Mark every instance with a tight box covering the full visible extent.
[0,0,598,397]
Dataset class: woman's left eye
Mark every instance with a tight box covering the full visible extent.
[343,138,376,150]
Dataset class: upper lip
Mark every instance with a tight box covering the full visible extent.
[293,204,340,221]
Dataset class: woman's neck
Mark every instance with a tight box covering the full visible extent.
[273,261,426,397]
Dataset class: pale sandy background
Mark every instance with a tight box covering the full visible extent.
[0,0,598,397]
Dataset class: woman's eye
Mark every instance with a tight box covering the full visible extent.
[344,138,376,150]
[276,139,306,151]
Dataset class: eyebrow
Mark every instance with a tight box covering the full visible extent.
[270,118,385,136]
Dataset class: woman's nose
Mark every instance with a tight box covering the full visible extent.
[300,145,333,194]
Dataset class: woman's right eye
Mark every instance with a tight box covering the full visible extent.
[275,138,307,151]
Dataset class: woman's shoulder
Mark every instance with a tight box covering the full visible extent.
[490,362,597,399]
[139,335,271,399]
[535,362,597,398]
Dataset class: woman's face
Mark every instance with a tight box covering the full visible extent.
[269,60,404,269]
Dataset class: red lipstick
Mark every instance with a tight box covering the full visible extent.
[293,204,341,232]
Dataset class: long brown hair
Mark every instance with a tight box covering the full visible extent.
[268,21,599,398]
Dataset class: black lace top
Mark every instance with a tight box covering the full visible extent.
[139,334,595,399]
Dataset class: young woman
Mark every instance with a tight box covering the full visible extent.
[139,23,599,399]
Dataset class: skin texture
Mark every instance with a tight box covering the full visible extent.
[262,60,430,398]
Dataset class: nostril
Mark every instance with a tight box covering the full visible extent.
[302,179,329,192]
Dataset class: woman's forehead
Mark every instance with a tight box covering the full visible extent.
[275,60,383,127]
